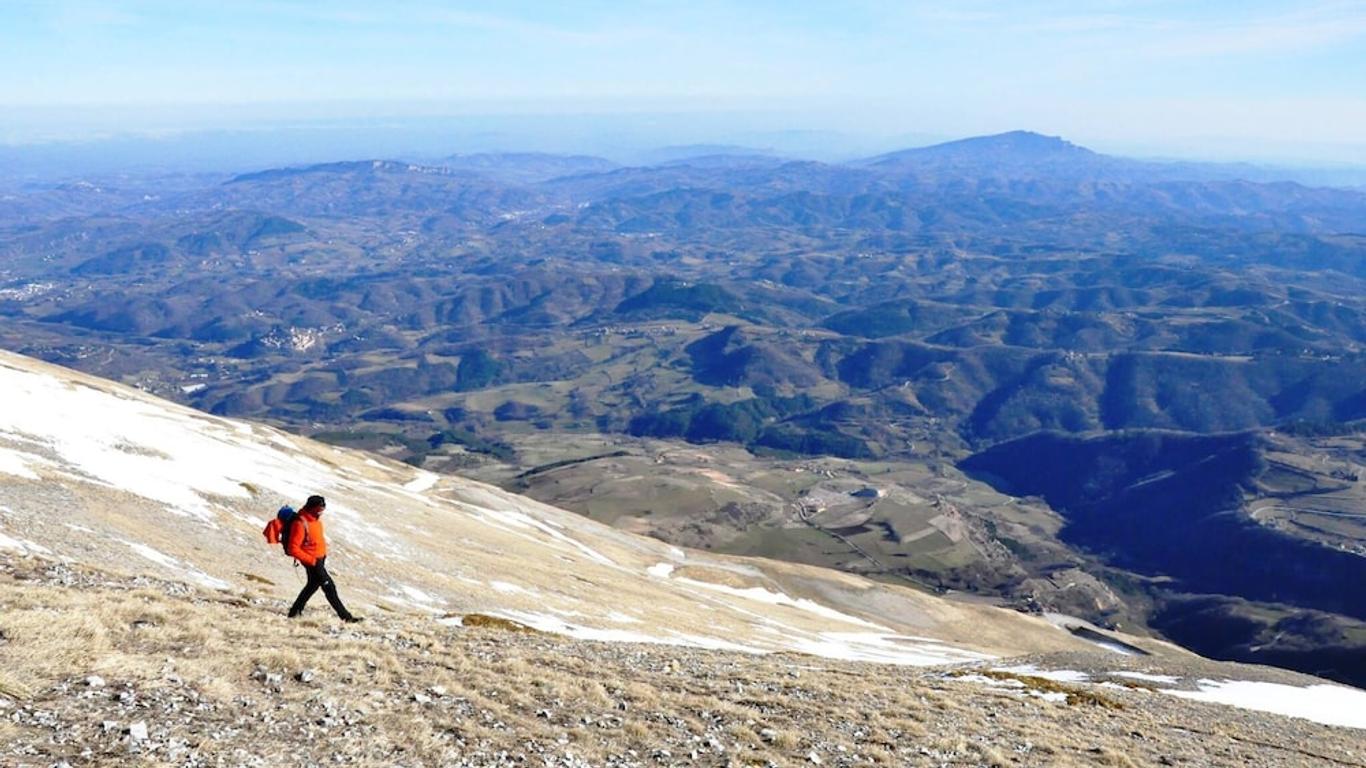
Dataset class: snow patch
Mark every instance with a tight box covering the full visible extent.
[0,447,42,479]
[0,530,52,555]
[490,580,534,596]
[1082,634,1143,656]
[674,577,889,631]
[994,665,1089,683]
[0,360,413,558]
[647,563,674,578]
[791,632,991,666]
[119,540,230,590]
[404,472,439,493]
[1165,679,1366,730]
[663,632,768,654]
[462,501,617,567]
[1115,671,1179,685]
[122,540,180,569]
[448,606,983,661]
[955,671,1072,703]
[385,584,443,613]
[956,673,1024,688]
[398,584,440,604]
[491,611,681,645]
[493,611,766,653]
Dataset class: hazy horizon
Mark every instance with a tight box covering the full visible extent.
[5,1,1366,173]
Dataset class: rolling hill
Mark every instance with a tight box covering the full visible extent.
[4,131,1366,695]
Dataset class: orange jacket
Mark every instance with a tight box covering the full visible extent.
[286,510,328,567]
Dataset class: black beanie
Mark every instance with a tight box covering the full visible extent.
[305,495,326,510]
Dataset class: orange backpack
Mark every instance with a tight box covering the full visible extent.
[262,506,298,555]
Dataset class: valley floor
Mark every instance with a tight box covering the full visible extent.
[1,553,1362,768]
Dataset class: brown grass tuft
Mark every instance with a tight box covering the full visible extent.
[1092,746,1140,767]
[455,613,541,634]
[623,721,651,742]
[0,673,32,700]
[960,670,1125,710]
[622,680,660,706]
[1112,678,1158,692]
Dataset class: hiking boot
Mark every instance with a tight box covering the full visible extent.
[342,615,364,624]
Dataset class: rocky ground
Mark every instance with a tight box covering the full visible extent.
[1,553,1363,768]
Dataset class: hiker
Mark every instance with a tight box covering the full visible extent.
[284,495,362,623]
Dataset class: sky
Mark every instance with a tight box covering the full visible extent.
[3,0,1366,165]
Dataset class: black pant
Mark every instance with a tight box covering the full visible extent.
[288,557,353,619]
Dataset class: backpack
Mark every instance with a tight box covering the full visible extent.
[262,505,299,555]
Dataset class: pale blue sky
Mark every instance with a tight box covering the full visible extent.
[4,1,1366,162]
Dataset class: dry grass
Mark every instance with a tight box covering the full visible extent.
[1110,677,1159,692]
[0,594,113,685]
[0,559,1362,767]
[957,669,1125,710]
[456,612,542,633]
[1092,747,1141,767]
[768,728,802,750]
[0,673,31,701]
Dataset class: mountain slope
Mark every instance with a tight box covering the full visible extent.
[4,351,1366,765]
[4,554,1365,767]
[0,348,1085,663]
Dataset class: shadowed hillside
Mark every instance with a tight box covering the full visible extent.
[962,430,1366,685]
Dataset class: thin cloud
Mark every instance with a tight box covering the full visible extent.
[417,8,666,47]
[422,9,594,41]
[48,2,142,30]
[1021,13,1171,35]
[906,1,1366,57]
[1150,5,1366,57]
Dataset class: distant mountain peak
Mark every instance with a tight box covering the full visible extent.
[945,130,1094,155]
[861,130,1100,169]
